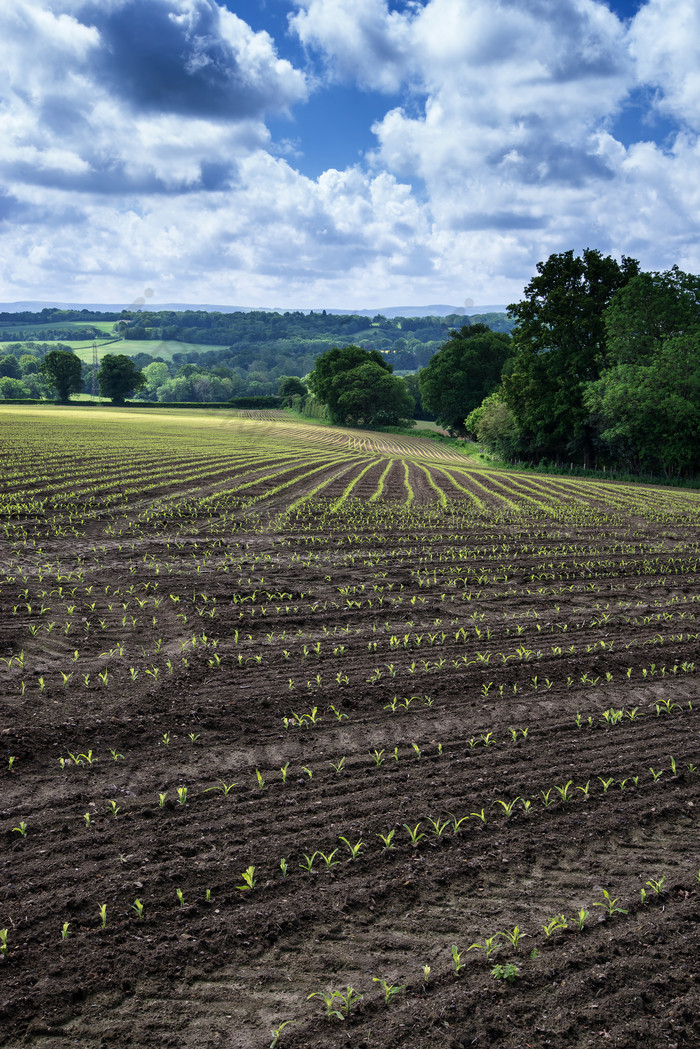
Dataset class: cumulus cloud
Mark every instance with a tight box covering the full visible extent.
[0,0,699,309]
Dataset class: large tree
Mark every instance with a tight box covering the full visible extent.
[584,266,700,476]
[503,249,639,463]
[40,349,82,404]
[98,354,146,405]
[307,345,412,425]
[418,323,513,434]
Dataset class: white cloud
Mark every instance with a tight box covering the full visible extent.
[629,0,700,131]
[0,0,699,309]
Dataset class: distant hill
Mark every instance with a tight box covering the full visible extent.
[0,301,506,317]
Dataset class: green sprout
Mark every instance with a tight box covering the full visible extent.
[451,944,466,974]
[176,888,186,908]
[372,977,405,1003]
[338,836,364,859]
[468,935,500,960]
[12,821,28,837]
[98,903,107,929]
[542,914,567,937]
[237,865,256,891]
[0,929,8,955]
[491,963,519,983]
[269,1020,297,1047]
[131,899,144,919]
[593,889,627,916]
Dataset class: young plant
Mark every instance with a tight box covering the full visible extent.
[468,936,500,960]
[237,865,256,891]
[573,908,589,930]
[542,914,567,937]
[0,929,8,955]
[12,821,28,837]
[403,822,425,846]
[593,889,627,916]
[61,922,70,940]
[499,926,525,950]
[372,977,405,1003]
[205,778,236,796]
[98,903,107,929]
[177,786,188,805]
[176,888,186,908]
[377,829,396,849]
[451,944,466,974]
[491,963,519,983]
[131,898,144,919]
[269,1020,297,1047]
[299,852,317,873]
[338,836,364,859]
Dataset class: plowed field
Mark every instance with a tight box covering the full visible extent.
[1,406,699,1049]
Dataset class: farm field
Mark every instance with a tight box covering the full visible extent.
[1,405,700,1049]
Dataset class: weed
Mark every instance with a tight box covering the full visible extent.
[491,963,519,983]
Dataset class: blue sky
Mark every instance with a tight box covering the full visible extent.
[0,0,698,309]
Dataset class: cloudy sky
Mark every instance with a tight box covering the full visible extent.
[1,0,698,309]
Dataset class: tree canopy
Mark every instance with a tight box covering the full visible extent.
[40,349,82,403]
[97,354,146,405]
[502,249,639,463]
[307,345,413,425]
[418,323,513,434]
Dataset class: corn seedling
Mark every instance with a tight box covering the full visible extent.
[573,908,589,929]
[427,815,450,837]
[205,778,236,796]
[301,766,313,779]
[131,898,144,919]
[403,822,425,845]
[319,850,339,869]
[98,903,107,928]
[377,829,396,849]
[470,808,487,824]
[237,866,256,890]
[499,926,525,950]
[451,944,466,974]
[308,986,363,1020]
[279,858,288,878]
[299,852,317,872]
[177,786,188,805]
[593,890,627,916]
[371,749,385,767]
[269,1020,297,1047]
[339,836,364,859]
[646,876,666,896]
[542,914,567,937]
[598,777,614,793]
[468,936,500,960]
[447,812,470,833]
[423,964,431,985]
[0,930,8,955]
[329,756,346,774]
[12,821,28,837]
[494,797,520,817]
[255,769,265,789]
[372,977,405,1003]
[176,888,186,907]
[649,767,663,782]
[61,922,70,940]
[280,762,289,783]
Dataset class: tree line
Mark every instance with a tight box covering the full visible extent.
[304,251,700,479]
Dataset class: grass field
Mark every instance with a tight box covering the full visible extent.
[1,405,700,1049]
[0,338,232,362]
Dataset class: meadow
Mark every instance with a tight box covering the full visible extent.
[1,405,699,1049]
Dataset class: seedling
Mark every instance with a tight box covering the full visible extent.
[491,963,519,983]
[280,858,288,878]
[98,903,107,928]
[255,769,265,789]
[109,749,124,761]
[329,757,346,775]
[372,977,405,1003]
[447,812,470,833]
[542,914,567,937]
[403,822,425,846]
[470,808,487,824]
[554,780,573,802]
[12,821,28,837]
[270,1020,297,1047]
[177,786,188,805]
[646,876,666,896]
[131,898,144,919]
[61,922,70,940]
[299,853,317,873]
[377,829,396,849]
[176,888,186,908]
[451,944,466,974]
[205,779,236,796]
[593,889,627,916]
[0,929,8,955]
[499,926,525,950]
[426,816,450,837]
[468,936,500,960]
[280,763,289,783]
[319,850,339,869]
[372,749,385,767]
[338,836,364,859]
[597,777,614,793]
[423,964,431,985]
[494,797,519,817]
[308,986,363,1020]
[237,866,256,891]
[573,908,589,930]
[649,767,663,783]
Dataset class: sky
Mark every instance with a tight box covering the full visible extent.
[0,0,699,310]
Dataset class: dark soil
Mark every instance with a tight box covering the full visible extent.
[1,412,700,1049]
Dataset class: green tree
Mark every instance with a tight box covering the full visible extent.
[418,324,513,434]
[334,362,414,425]
[465,392,521,459]
[307,345,403,424]
[503,249,639,463]
[0,376,31,399]
[585,333,700,476]
[40,349,82,403]
[584,267,700,476]
[141,360,170,397]
[97,354,146,405]
[278,375,308,405]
